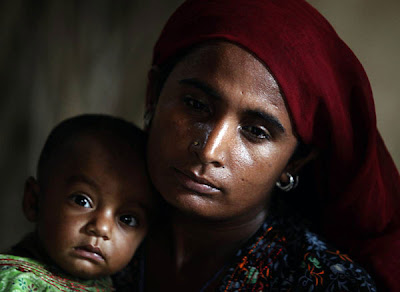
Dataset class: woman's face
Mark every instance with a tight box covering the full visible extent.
[147,42,298,222]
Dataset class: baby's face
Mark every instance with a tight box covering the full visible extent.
[35,132,154,279]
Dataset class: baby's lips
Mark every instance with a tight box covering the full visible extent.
[84,245,103,256]
[74,244,105,261]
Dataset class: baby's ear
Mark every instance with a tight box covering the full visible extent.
[23,177,40,222]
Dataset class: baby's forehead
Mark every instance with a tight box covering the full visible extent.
[59,130,146,169]
[43,131,153,202]
[40,128,147,185]
[38,115,146,175]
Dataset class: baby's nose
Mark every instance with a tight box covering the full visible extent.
[86,210,113,240]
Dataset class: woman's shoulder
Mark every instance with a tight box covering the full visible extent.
[219,216,377,291]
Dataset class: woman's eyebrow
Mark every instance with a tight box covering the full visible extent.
[179,78,222,100]
[245,109,286,134]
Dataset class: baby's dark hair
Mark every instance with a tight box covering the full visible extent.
[37,114,146,185]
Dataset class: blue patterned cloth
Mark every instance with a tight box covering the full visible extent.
[114,215,376,291]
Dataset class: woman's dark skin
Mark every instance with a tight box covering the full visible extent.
[146,42,312,291]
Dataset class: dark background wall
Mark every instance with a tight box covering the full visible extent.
[1,0,399,251]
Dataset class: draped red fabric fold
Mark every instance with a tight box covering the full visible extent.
[150,0,400,289]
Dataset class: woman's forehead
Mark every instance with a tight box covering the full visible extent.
[167,41,285,108]
[157,41,294,136]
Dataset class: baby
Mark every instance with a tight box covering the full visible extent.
[0,114,155,291]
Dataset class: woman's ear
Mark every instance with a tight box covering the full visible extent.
[279,147,319,184]
[144,66,161,130]
[23,177,40,222]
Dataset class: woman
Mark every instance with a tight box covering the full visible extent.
[116,0,400,290]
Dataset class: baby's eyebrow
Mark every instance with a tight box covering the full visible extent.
[66,175,100,191]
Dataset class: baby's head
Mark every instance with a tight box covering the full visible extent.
[23,114,155,279]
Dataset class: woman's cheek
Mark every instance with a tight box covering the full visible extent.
[231,144,253,169]
[232,141,273,172]
[234,146,282,190]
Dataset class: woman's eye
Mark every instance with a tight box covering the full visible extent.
[242,125,271,141]
[120,215,138,227]
[183,96,210,112]
[70,194,92,208]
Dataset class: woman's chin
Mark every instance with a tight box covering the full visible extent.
[166,191,228,220]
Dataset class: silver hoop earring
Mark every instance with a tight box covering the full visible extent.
[276,172,299,192]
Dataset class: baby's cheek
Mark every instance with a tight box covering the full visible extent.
[110,231,146,272]
[129,230,147,253]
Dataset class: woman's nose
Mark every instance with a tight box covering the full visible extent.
[85,210,113,240]
[191,120,231,167]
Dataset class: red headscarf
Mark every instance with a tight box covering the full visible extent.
[150,0,400,289]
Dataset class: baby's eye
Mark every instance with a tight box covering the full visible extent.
[242,125,271,141]
[120,215,138,227]
[183,96,210,113]
[70,194,92,208]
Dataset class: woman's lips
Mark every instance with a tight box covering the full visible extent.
[174,168,222,195]
[73,245,105,262]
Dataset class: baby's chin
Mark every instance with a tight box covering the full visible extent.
[56,257,115,280]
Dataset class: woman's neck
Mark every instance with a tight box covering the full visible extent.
[170,208,267,270]
[146,208,268,291]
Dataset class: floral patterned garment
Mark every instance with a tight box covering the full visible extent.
[217,216,376,291]
[114,215,376,291]
[0,254,113,292]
